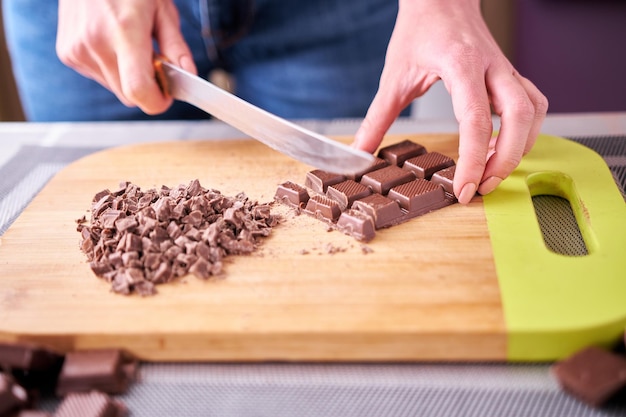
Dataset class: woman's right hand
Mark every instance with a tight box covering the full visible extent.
[56,0,197,114]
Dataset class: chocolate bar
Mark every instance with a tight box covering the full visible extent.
[56,350,137,396]
[54,391,127,417]
[551,346,626,407]
[275,139,458,241]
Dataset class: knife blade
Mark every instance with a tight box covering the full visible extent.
[154,58,375,174]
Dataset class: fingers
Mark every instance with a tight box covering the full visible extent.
[353,78,409,154]
[445,56,493,204]
[353,62,438,154]
[476,67,548,196]
[56,0,195,115]
[115,17,170,114]
[154,1,197,75]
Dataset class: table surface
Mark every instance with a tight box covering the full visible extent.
[1,113,625,416]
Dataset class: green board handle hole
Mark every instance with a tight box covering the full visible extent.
[527,171,598,256]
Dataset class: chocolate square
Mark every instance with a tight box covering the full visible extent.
[303,195,343,223]
[304,170,346,193]
[388,179,447,214]
[346,157,389,182]
[431,165,456,195]
[0,343,63,372]
[402,152,455,179]
[551,346,626,407]
[360,165,416,195]
[274,181,310,208]
[336,210,376,242]
[352,194,405,229]
[377,139,426,166]
[326,180,372,211]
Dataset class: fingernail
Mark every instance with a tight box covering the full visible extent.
[458,182,477,204]
[478,176,503,195]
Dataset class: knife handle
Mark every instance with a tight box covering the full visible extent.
[153,56,171,97]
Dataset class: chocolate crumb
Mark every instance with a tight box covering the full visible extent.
[360,244,374,254]
[77,180,278,295]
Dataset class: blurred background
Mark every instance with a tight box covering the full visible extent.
[1,0,626,122]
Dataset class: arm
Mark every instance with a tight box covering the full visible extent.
[353,0,548,204]
[56,0,197,115]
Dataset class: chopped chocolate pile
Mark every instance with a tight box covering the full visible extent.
[275,139,457,241]
[77,180,278,295]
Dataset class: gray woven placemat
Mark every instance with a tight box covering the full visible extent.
[2,135,625,416]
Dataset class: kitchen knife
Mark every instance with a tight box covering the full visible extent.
[154,58,375,174]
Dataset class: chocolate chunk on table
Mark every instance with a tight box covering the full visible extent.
[304,170,346,193]
[360,165,416,195]
[403,151,455,180]
[54,391,127,417]
[377,139,427,166]
[551,346,626,407]
[56,350,137,396]
[1,343,64,396]
[0,373,28,416]
[0,343,63,372]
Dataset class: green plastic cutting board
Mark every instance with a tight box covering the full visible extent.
[484,134,626,361]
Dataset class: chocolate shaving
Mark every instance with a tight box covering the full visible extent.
[77,180,277,295]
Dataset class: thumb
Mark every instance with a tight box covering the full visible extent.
[352,90,402,153]
[353,86,406,154]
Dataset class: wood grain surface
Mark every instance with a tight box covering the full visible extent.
[0,134,506,361]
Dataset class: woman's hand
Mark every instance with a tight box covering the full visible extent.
[353,0,548,204]
[56,0,197,114]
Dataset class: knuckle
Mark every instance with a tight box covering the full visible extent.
[449,42,482,63]
[121,75,150,103]
[509,95,536,125]
[534,93,550,117]
[462,104,493,133]
[497,154,522,175]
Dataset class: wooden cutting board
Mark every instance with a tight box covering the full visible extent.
[1,133,624,362]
